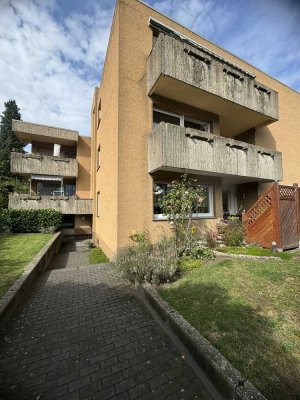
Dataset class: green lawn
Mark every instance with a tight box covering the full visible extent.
[159,258,300,400]
[216,245,293,260]
[0,233,53,298]
[89,247,109,264]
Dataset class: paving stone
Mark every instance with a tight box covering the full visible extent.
[0,243,212,400]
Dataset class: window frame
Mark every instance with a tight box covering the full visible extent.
[96,191,100,218]
[184,116,211,133]
[153,108,211,132]
[153,182,214,220]
[97,100,102,129]
[97,144,101,171]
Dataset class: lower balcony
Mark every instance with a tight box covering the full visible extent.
[148,122,282,182]
[9,195,93,215]
[11,152,78,178]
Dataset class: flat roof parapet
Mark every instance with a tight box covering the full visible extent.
[12,120,79,145]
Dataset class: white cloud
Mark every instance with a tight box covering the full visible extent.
[0,0,298,139]
[147,0,300,91]
[0,0,113,135]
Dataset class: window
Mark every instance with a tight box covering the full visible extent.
[153,182,214,220]
[97,191,100,217]
[153,108,210,132]
[97,145,101,170]
[153,109,181,128]
[184,117,210,132]
[97,100,101,128]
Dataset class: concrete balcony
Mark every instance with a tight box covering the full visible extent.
[148,123,283,182]
[9,195,93,215]
[11,152,78,178]
[12,120,78,146]
[147,33,279,136]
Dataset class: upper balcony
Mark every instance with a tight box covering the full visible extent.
[9,195,92,215]
[11,152,78,178]
[148,123,282,183]
[147,33,279,137]
[12,120,79,146]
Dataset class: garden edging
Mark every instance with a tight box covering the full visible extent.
[0,231,62,328]
[213,250,281,260]
[137,283,267,400]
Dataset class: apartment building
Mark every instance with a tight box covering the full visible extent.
[9,120,93,236]
[91,0,300,258]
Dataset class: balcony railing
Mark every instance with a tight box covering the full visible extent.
[11,152,78,178]
[147,33,279,135]
[148,122,283,182]
[9,195,92,215]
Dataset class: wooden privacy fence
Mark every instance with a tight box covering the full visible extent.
[243,183,299,250]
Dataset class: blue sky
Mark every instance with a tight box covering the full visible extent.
[0,0,299,136]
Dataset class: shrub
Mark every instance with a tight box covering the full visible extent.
[191,246,216,260]
[0,208,11,232]
[179,257,204,272]
[223,222,244,246]
[205,229,217,248]
[0,209,61,233]
[114,236,179,284]
[149,236,179,284]
[89,248,109,264]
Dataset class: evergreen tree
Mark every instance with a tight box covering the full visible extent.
[0,100,23,177]
[0,100,28,208]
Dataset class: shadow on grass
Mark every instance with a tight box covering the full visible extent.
[0,268,207,400]
[161,281,300,400]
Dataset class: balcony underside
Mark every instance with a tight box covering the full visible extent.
[147,33,279,137]
[148,123,283,184]
[150,76,276,137]
[12,120,79,146]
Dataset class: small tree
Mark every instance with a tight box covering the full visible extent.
[0,100,23,177]
[159,174,206,249]
[0,100,27,209]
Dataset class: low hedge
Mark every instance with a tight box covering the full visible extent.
[0,209,61,233]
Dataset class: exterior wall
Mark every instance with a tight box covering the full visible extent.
[76,136,91,198]
[93,0,300,256]
[91,4,120,258]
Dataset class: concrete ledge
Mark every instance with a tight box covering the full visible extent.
[0,232,62,328]
[137,283,267,400]
[213,250,280,260]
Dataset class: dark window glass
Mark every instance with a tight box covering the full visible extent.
[184,119,210,132]
[153,110,180,128]
[37,182,75,196]
[153,182,210,215]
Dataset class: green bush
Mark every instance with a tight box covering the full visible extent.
[0,208,11,232]
[89,248,109,264]
[223,222,244,247]
[179,257,204,272]
[0,209,61,233]
[114,236,178,284]
[190,246,216,260]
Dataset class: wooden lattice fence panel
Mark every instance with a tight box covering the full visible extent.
[243,183,300,250]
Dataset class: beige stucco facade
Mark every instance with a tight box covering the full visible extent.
[91,0,300,258]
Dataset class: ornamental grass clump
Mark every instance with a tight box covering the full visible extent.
[114,234,178,284]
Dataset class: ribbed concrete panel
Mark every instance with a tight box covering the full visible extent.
[148,122,283,182]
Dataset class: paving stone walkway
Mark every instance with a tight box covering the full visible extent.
[0,244,214,400]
